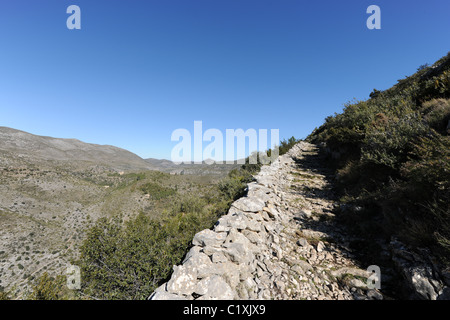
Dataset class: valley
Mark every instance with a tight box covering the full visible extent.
[0,127,236,297]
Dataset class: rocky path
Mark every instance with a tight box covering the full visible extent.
[149,142,384,300]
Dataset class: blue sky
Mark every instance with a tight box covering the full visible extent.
[1,0,449,160]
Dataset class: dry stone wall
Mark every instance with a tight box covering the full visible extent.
[149,141,449,300]
[149,142,385,300]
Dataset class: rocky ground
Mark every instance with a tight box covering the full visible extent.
[150,142,390,300]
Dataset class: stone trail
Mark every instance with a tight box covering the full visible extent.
[149,142,384,300]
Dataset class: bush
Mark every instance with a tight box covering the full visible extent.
[139,182,176,200]
[79,190,232,300]
[78,181,240,299]
[421,98,450,133]
[361,113,429,169]
[79,215,182,300]
[28,272,65,300]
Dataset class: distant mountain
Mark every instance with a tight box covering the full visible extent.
[144,157,241,176]
[0,127,152,171]
[0,126,241,175]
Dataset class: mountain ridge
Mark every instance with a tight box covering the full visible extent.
[0,126,241,176]
[0,126,153,171]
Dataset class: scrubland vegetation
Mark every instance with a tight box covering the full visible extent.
[307,52,450,265]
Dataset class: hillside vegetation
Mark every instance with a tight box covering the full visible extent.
[307,52,450,264]
[0,158,225,299]
[0,138,299,300]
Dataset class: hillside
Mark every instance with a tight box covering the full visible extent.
[0,127,237,297]
[0,127,153,171]
[0,126,242,176]
[307,53,450,282]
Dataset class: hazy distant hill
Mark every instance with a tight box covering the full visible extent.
[0,127,153,171]
[145,157,241,176]
[0,127,241,176]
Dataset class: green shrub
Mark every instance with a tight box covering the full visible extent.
[421,98,450,133]
[79,215,180,300]
[78,192,230,300]
[139,182,176,200]
[28,272,65,300]
[361,113,429,169]
[279,136,300,155]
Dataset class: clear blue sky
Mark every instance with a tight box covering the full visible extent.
[1,0,449,160]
